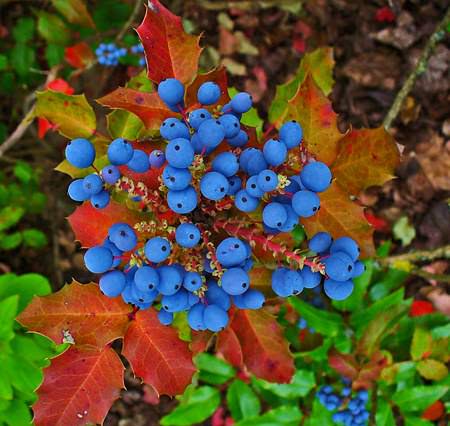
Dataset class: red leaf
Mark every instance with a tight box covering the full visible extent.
[47,78,74,94]
[190,330,213,355]
[328,348,359,380]
[410,300,435,317]
[123,309,196,396]
[65,42,95,69]
[17,281,132,347]
[230,308,294,383]
[97,87,174,130]
[354,351,388,389]
[137,1,202,84]
[422,400,444,421]
[38,118,54,139]
[33,346,124,426]
[216,327,244,368]
[67,200,143,248]
[185,67,230,107]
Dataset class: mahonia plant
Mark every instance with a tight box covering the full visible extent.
[17,1,400,425]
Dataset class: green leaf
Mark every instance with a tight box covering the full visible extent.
[93,0,131,32]
[195,353,235,385]
[376,399,395,426]
[417,359,449,381]
[432,323,450,339]
[12,17,35,43]
[22,229,47,248]
[410,327,432,361]
[333,259,373,312]
[10,44,35,77]
[3,354,44,395]
[252,369,315,399]
[392,385,448,412]
[51,0,95,28]
[0,361,13,400]
[0,296,18,342]
[107,109,145,140]
[0,398,32,426]
[37,12,70,45]
[160,386,220,426]
[404,417,433,426]
[0,232,23,250]
[236,405,302,426]
[0,54,8,71]
[13,162,34,184]
[45,44,65,68]
[227,379,261,421]
[289,297,345,336]
[393,216,416,246]
[0,206,25,232]
[172,311,191,342]
[304,399,334,426]
[369,268,408,301]
[0,273,51,313]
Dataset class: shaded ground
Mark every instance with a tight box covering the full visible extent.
[0,0,449,424]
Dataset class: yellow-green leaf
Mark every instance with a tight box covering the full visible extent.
[411,327,433,361]
[51,0,95,28]
[417,359,448,381]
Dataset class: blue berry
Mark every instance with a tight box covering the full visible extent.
[263,139,287,166]
[162,165,192,190]
[239,148,258,172]
[300,266,322,289]
[157,265,182,295]
[149,149,165,168]
[134,266,159,292]
[212,152,239,177]
[158,309,174,325]
[206,280,231,311]
[292,190,320,217]
[101,165,121,184]
[308,231,332,253]
[189,108,212,130]
[234,189,259,212]
[161,289,189,312]
[271,268,292,297]
[127,149,150,173]
[227,176,242,195]
[197,82,221,105]
[279,120,303,149]
[352,261,365,278]
[218,114,240,138]
[131,286,158,304]
[221,102,242,119]
[68,179,90,202]
[263,202,288,229]
[167,186,198,214]
[278,205,299,233]
[183,271,203,291]
[188,303,206,331]
[241,289,265,309]
[204,304,228,332]
[175,223,201,248]
[165,138,194,168]
[216,238,248,267]
[285,270,303,295]
[109,223,138,252]
[324,252,354,281]
[230,92,252,113]
[221,267,249,295]
[246,150,268,176]
[144,237,171,263]
[227,129,249,147]
[257,169,278,192]
[90,190,110,209]
[100,270,126,297]
[200,171,229,201]
[324,279,354,301]
[198,119,225,148]
[102,238,123,268]
[107,138,134,165]
[84,246,113,273]
[330,237,360,262]
[158,78,184,107]
[246,175,264,198]
[160,118,190,140]
[300,161,332,193]
[65,138,95,169]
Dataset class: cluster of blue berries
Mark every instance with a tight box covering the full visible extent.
[271,232,365,301]
[317,383,370,425]
[83,217,264,331]
[66,137,165,209]
[95,42,145,67]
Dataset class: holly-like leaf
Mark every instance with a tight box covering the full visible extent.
[33,345,124,426]
[107,108,145,140]
[230,308,294,383]
[410,327,433,361]
[185,67,230,107]
[17,281,132,347]
[51,0,95,28]
[287,74,342,164]
[67,200,143,248]
[35,90,96,139]
[269,47,335,125]
[123,309,196,396]
[302,183,375,257]
[137,1,202,84]
[331,127,400,195]
[328,349,358,380]
[97,88,173,130]
[216,326,244,368]
[64,42,95,69]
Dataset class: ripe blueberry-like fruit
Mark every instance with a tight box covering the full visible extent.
[149,149,165,168]
[263,139,287,166]
[162,165,192,191]
[127,149,150,173]
[204,304,228,332]
[99,270,126,297]
[134,266,159,292]
[324,279,354,300]
[157,78,184,106]
[165,138,194,168]
[271,268,293,297]
[101,165,121,184]
[188,303,206,331]
[68,179,90,202]
[300,266,322,288]
[91,190,110,209]
[257,169,278,192]
[279,120,303,149]
[230,92,252,113]
[218,114,241,138]
[300,161,332,192]
[158,309,174,325]
[198,119,225,148]
[246,175,264,198]
[109,223,138,252]
[308,231,332,253]
[200,171,229,201]
[227,129,249,147]
[107,138,134,165]
[189,108,212,130]
[212,152,239,177]
[197,81,221,105]
[84,246,113,273]
[234,189,259,212]
[144,237,171,263]
[263,202,288,229]
[323,252,354,282]
[292,190,320,217]
[330,236,360,262]
[175,223,201,248]
[65,138,95,169]
[227,176,242,195]
[221,267,250,295]
[160,118,190,140]
[167,186,198,214]
[183,271,203,291]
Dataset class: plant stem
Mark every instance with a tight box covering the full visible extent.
[383,7,450,130]
[377,245,450,265]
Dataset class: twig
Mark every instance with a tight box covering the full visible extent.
[410,269,450,284]
[377,245,450,266]
[116,0,143,41]
[383,8,450,130]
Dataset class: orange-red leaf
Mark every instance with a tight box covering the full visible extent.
[137,1,202,84]
[331,127,400,194]
[97,88,173,130]
[328,348,358,380]
[302,183,375,257]
[287,74,342,164]
[230,308,294,383]
[64,42,95,69]
[33,345,124,426]
[190,330,213,356]
[17,281,131,347]
[67,200,143,248]
[216,327,244,368]
[185,67,230,107]
[123,309,196,396]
